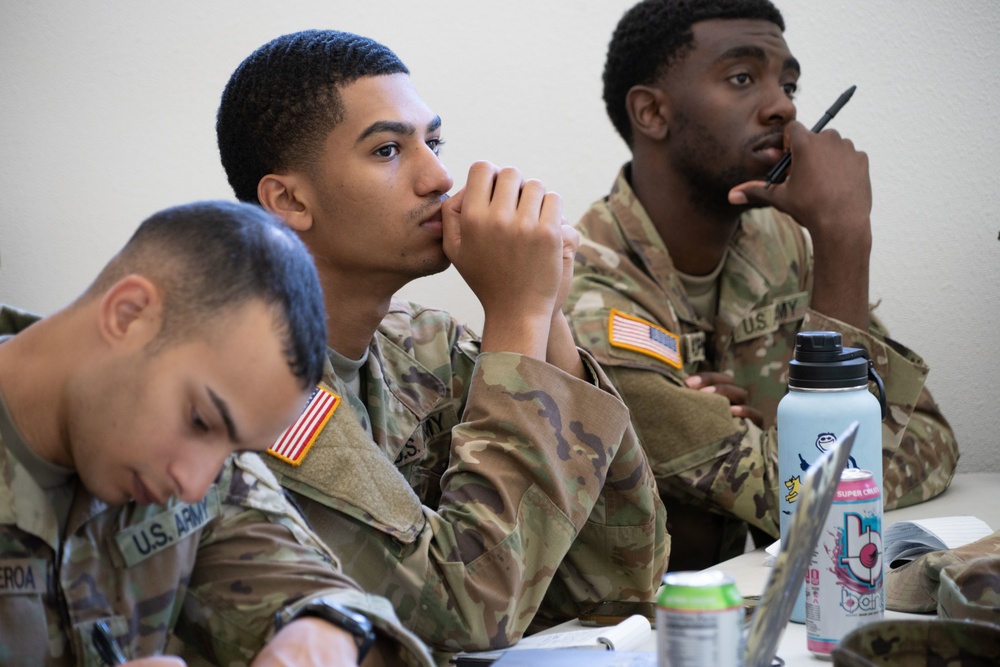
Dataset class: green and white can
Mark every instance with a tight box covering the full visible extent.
[657,570,744,667]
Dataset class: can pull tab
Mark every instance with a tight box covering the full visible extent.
[868,360,887,421]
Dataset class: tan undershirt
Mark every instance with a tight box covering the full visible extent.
[677,249,728,322]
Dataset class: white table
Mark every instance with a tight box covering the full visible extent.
[549,473,998,663]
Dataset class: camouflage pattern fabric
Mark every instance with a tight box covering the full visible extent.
[0,307,435,666]
[886,529,1000,623]
[939,557,1000,625]
[564,167,959,566]
[262,300,668,654]
[831,618,1000,666]
[0,305,39,334]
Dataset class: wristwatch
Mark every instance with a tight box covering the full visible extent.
[285,600,376,663]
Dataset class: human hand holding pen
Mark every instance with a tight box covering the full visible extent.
[727,82,871,236]
[727,92,873,331]
[728,119,871,226]
[764,85,856,188]
[92,619,186,667]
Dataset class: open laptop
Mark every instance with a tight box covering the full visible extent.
[744,421,859,667]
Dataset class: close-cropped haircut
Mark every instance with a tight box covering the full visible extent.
[217,29,409,203]
[86,201,327,389]
[604,0,784,146]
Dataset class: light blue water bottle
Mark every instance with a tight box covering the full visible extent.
[776,331,886,624]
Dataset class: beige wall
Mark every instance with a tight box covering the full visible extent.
[1,1,997,471]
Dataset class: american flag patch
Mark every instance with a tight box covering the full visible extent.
[267,386,340,466]
[608,309,682,369]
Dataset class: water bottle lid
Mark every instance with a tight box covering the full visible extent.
[788,331,870,389]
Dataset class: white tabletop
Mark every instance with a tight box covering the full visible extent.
[550,472,999,663]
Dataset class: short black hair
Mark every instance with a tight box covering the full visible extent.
[87,201,328,389]
[217,30,409,203]
[603,0,785,145]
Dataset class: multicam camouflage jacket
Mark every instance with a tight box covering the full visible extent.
[262,300,668,654]
[832,618,1000,666]
[564,167,959,568]
[0,306,434,667]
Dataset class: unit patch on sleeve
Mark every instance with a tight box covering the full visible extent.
[267,385,340,466]
[608,309,682,369]
[682,331,707,365]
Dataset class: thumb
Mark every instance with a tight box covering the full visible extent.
[560,224,580,259]
[441,189,465,258]
[442,188,465,217]
[728,180,776,208]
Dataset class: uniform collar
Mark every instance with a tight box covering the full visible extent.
[607,164,778,327]
[0,393,63,550]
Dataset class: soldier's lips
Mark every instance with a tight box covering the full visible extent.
[132,473,164,506]
[753,134,786,166]
[419,208,443,235]
[756,146,786,164]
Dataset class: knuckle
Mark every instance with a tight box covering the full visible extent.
[498,165,522,181]
[543,191,563,207]
[522,178,546,193]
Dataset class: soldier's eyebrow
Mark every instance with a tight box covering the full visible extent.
[357,120,415,144]
[208,389,241,445]
[356,115,442,144]
[716,45,801,75]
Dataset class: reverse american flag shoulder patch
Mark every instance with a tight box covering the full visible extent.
[267,386,340,466]
[608,309,682,369]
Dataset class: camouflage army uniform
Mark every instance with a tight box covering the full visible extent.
[0,307,434,666]
[564,167,959,567]
[262,300,668,653]
[833,619,1000,666]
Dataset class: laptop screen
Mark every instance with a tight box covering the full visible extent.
[744,422,858,667]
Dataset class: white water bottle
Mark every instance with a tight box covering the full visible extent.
[777,331,886,623]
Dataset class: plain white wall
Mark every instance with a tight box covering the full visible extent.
[1,1,997,472]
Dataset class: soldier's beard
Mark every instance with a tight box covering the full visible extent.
[669,111,762,216]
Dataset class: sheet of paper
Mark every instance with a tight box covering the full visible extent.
[884,515,992,565]
[452,615,652,665]
[896,516,992,547]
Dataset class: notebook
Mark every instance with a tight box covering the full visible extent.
[743,421,858,667]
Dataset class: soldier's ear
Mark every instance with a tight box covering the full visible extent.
[626,85,670,142]
[96,274,163,350]
[258,173,315,233]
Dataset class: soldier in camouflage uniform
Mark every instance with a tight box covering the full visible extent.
[564,0,959,571]
[216,30,668,653]
[0,202,433,666]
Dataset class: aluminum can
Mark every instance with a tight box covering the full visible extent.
[656,570,743,667]
[805,468,884,657]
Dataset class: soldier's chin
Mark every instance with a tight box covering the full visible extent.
[416,255,452,278]
[96,487,132,506]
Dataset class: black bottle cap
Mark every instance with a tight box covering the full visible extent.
[788,331,870,389]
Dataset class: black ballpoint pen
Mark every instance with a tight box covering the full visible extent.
[92,619,127,665]
[764,84,857,188]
